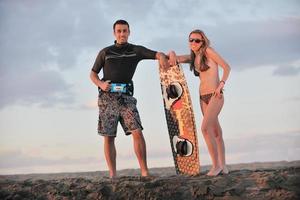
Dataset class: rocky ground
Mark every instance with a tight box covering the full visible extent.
[0,161,299,200]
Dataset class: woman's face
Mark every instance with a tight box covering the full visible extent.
[189,33,204,52]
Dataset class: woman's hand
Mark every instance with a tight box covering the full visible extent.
[168,51,177,66]
[214,81,225,98]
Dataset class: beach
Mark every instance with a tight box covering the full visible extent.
[0,160,299,199]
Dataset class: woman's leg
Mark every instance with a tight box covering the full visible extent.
[201,101,218,171]
[201,95,224,176]
[214,119,229,174]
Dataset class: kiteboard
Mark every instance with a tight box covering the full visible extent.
[159,63,200,175]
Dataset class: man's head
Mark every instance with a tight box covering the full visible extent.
[113,20,130,44]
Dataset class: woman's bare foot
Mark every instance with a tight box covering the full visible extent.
[207,167,222,176]
[221,166,229,174]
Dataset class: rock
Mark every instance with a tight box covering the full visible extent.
[0,162,299,199]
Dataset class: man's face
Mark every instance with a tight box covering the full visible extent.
[114,24,130,44]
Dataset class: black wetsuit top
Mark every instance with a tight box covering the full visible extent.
[91,42,157,83]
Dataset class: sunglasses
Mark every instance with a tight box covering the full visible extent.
[189,38,204,43]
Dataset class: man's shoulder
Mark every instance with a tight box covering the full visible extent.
[129,43,150,52]
[96,45,114,57]
[129,43,144,48]
[100,44,115,52]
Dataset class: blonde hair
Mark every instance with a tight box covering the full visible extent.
[189,29,210,75]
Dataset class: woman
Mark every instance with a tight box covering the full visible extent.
[168,29,231,176]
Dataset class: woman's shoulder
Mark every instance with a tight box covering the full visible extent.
[205,46,221,60]
[205,46,216,55]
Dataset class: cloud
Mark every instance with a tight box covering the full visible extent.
[1,0,300,109]
[0,0,111,109]
[150,18,300,72]
[0,69,74,109]
[0,0,114,72]
[285,96,300,102]
[273,65,300,76]
[81,100,98,109]
[0,150,97,170]
[1,130,299,174]
[214,18,300,70]
[225,130,300,154]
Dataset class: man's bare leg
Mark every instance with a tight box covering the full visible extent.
[131,130,149,176]
[103,136,117,178]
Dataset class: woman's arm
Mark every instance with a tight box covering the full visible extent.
[206,47,231,97]
[168,51,191,66]
[206,47,231,83]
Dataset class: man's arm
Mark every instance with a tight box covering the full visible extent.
[90,49,111,91]
[90,71,110,91]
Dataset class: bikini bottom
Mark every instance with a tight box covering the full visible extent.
[200,93,214,105]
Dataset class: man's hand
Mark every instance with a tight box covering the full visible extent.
[157,52,169,70]
[90,71,111,91]
[168,51,177,66]
[99,80,111,92]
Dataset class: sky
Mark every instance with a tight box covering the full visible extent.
[0,0,300,175]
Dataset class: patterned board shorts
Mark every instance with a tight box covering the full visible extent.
[97,92,143,137]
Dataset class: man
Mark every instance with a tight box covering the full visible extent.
[90,19,168,178]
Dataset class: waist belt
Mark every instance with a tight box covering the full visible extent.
[99,81,134,96]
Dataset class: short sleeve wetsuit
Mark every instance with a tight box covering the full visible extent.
[92,41,157,83]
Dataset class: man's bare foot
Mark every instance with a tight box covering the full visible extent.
[141,170,149,177]
[109,171,117,179]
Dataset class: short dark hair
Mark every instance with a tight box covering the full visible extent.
[113,19,130,31]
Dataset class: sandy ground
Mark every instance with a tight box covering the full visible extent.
[0,160,299,199]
